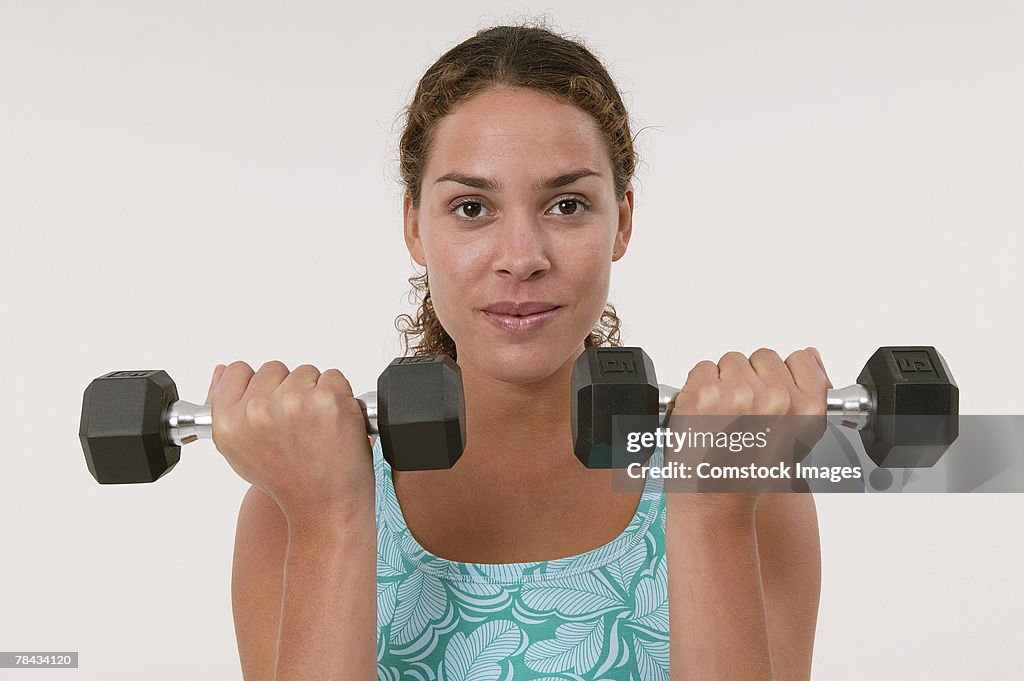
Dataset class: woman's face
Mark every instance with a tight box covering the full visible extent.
[404,86,634,384]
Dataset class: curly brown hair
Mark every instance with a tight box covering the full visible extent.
[394,21,641,360]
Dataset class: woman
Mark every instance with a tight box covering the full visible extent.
[209,23,826,680]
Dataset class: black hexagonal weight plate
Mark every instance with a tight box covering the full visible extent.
[377,355,466,471]
[857,347,959,468]
[572,347,659,468]
[79,370,180,484]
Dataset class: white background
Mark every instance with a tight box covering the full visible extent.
[1,1,1022,679]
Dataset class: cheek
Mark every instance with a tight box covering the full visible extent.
[578,261,612,315]
[572,240,613,294]
[423,242,488,328]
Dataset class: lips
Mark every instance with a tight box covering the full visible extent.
[482,301,560,316]
[480,301,562,334]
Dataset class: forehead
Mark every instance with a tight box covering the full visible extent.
[425,87,610,180]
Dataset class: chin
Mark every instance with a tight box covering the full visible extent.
[462,337,571,385]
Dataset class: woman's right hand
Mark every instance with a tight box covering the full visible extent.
[204,361,375,524]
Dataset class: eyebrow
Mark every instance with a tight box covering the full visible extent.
[433,168,602,192]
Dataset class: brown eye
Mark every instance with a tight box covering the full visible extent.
[452,201,489,220]
[556,200,579,215]
[550,197,591,216]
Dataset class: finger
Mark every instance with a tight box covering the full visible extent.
[785,349,829,393]
[241,360,290,402]
[804,346,833,389]
[717,351,757,383]
[681,360,719,392]
[316,368,355,398]
[205,364,227,405]
[748,348,794,388]
[213,361,256,407]
[316,369,364,428]
[279,363,322,392]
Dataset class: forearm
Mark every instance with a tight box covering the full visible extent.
[275,507,377,681]
[666,498,773,680]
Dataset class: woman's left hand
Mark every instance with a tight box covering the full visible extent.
[666,347,833,525]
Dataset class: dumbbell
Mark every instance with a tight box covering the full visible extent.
[79,356,466,484]
[571,346,959,469]
[82,346,959,483]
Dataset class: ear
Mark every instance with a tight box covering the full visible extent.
[403,192,427,267]
[612,181,634,262]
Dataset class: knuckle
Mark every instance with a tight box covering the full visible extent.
[260,360,288,372]
[690,360,716,373]
[685,361,718,387]
[212,411,235,439]
[696,384,722,411]
[295,363,320,374]
[310,389,343,413]
[728,384,755,409]
[244,396,271,421]
[719,351,746,364]
[228,360,253,373]
[763,386,792,413]
[280,391,305,413]
[785,349,810,363]
[751,347,781,361]
[322,369,354,395]
[671,391,695,413]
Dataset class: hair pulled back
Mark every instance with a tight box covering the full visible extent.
[395,21,640,359]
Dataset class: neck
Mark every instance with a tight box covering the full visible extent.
[456,345,585,475]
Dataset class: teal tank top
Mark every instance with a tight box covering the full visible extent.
[373,438,670,679]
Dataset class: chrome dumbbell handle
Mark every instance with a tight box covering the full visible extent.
[657,384,874,430]
[164,391,380,446]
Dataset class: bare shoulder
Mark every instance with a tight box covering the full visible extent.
[755,492,821,680]
[232,485,289,681]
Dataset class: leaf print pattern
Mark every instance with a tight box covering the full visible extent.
[628,559,669,636]
[604,539,648,595]
[391,570,449,646]
[520,574,624,618]
[373,439,670,679]
[377,581,398,637]
[524,619,605,674]
[443,620,523,681]
[635,638,671,681]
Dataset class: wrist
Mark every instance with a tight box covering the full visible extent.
[284,489,376,539]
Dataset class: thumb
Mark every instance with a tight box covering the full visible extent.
[205,364,227,405]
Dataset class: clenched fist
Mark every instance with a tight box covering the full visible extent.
[205,361,376,524]
[667,347,833,522]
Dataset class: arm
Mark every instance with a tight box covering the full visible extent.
[755,492,821,680]
[665,492,821,681]
[232,485,287,680]
[666,497,775,680]
[232,484,377,680]
[666,347,828,679]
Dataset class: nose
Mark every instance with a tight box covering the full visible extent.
[492,214,551,281]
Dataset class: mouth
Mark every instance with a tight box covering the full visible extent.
[480,301,562,334]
